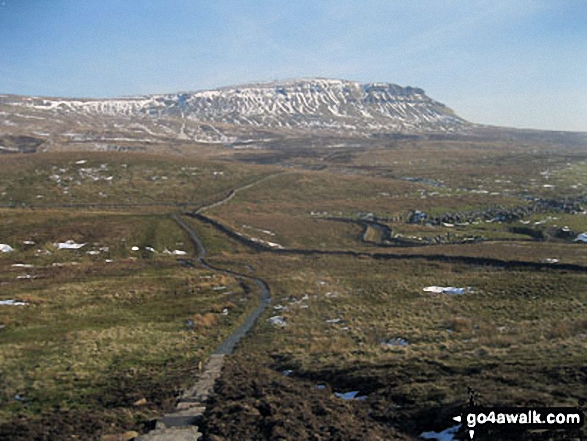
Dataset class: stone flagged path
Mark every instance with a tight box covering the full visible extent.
[138,214,272,440]
[137,355,225,441]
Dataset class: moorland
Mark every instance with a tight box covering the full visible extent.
[0,83,586,440]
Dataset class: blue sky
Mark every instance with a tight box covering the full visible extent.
[1,0,586,131]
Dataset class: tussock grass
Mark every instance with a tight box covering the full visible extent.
[205,248,586,424]
[0,151,271,207]
[0,210,257,439]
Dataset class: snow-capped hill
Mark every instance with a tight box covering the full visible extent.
[150,79,466,133]
[3,79,469,144]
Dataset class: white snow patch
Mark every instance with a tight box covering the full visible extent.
[575,233,587,243]
[0,244,14,253]
[334,391,367,400]
[268,315,286,327]
[242,224,276,236]
[420,424,461,441]
[423,286,472,295]
[131,246,140,251]
[172,250,187,255]
[0,300,28,306]
[55,240,85,250]
[250,237,284,249]
[326,318,342,324]
[382,337,409,347]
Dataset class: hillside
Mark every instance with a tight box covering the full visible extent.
[1,79,468,148]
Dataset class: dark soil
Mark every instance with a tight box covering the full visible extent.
[199,356,415,441]
[200,355,587,441]
[0,360,195,440]
[0,409,153,441]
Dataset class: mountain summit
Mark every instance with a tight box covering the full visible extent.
[155,78,467,134]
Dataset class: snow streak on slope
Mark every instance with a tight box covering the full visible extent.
[5,79,468,139]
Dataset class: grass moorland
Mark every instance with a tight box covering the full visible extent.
[0,151,274,207]
[196,224,587,440]
[0,152,269,440]
[217,137,584,244]
[0,137,585,440]
[195,139,586,440]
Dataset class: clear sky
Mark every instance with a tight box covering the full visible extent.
[1,0,586,131]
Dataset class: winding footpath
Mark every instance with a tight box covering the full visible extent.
[195,171,287,215]
[139,174,282,440]
[139,215,271,441]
